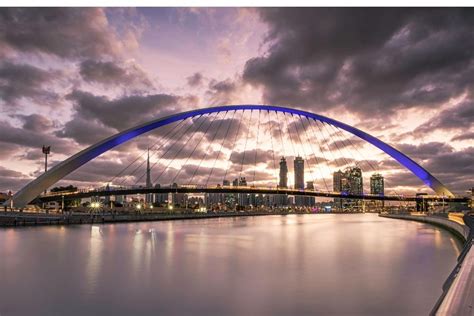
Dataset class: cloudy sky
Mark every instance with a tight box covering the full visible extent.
[0,8,472,195]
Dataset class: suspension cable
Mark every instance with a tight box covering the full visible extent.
[119,119,192,187]
[268,111,278,187]
[252,110,261,186]
[238,110,253,184]
[132,116,201,186]
[317,120,351,168]
[292,114,318,190]
[151,114,207,185]
[188,111,229,186]
[171,112,220,185]
[275,110,287,187]
[110,118,186,186]
[223,110,246,183]
[282,112,297,158]
[300,117,330,192]
[326,123,358,168]
[308,118,340,191]
[206,110,237,187]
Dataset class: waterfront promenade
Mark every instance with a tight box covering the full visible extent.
[381,213,474,316]
[0,209,323,227]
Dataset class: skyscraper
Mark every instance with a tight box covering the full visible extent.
[279,157,288,188]
[370,173,384,196]
[305,181,315,206]
[333,170,344,192]
[294,156,305,206]
[294,156,304,190]
[333,167,363,211]
[346,166,363,195]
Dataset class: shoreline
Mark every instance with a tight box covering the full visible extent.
[380,213,473,316]
[0,210,373,227]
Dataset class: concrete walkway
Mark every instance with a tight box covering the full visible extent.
[381,213,473,316]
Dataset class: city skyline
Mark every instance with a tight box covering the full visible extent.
[0,8,473,196]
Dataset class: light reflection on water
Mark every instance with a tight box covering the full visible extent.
[0,214,462,315]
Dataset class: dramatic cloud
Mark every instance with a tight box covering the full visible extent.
[0,166,31,191]
[230,149,275,166]
[327,137,365,152]
[394,142,453,161]
[16,114,54,132]
[186,72,204,87]
[0,62,59,106]
[243,8,474,118]
[389,143,473,192]
[66,90,185,130]
[424,146,474,192]
[0,120,74,155]
[413,98,474,135]
[55,116,117,145]
[79,59,153,89]
[452,131,474,142]
[206,78,239,105]
[0,8,131,59]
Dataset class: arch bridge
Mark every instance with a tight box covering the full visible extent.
[8,105,458,208]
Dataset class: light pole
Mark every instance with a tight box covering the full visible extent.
[42,145,50,173]
[42,145,51,207]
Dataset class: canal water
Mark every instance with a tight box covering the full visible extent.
[0,214,462,315]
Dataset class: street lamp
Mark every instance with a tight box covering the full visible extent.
[90,201,101,213]
[42,145,50,173]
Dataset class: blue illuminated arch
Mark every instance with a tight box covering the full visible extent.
[10,105,454,208]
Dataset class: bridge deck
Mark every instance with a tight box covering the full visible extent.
[35,186,469,203]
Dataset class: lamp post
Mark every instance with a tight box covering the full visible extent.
[42,145,51,206]
[42,145,50,173]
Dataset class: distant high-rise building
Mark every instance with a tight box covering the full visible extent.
[232,177,249,207]
[277,158,289,206]
[294,156,305,206]
[294,156,305,190]
[346,166,363,195]
[370,173,384,210]
[279,157,288,188]
[370,173,384,196]
[333,170,344,192]
[305,181,315,206]
[333,167,363,211]
[153,183,168,205]
[171,183,187,207]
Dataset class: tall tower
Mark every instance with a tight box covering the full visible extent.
[279,157,288,188]
[294,156,305,190]
[294,156,305,206]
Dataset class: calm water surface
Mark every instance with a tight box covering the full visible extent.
[0,214,462,315]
